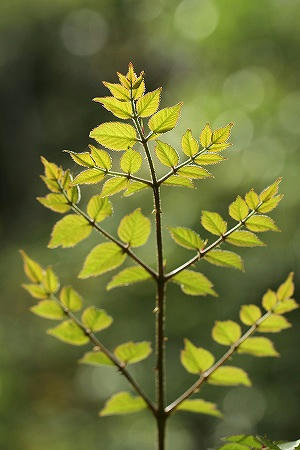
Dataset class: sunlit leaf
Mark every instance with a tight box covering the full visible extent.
[274,299,298,314]
[93,96,132,119]
[48,215,92,248]
[102,81,130,101]
[277,272,294,301]
[123,181,149,197]
[81,306,113,332]
[87,196,113,222]
[222,434,262,449]
[163,175,194,188]
[90,122,137,151]
[42,267,60,294]
[107,266,151,290]
[30,300,64,320]
[226,230,264,247]
[79,350,113,366]
[201,211,227,236]
[72,169,105,185]
[177,165,212,179]
[212,320,241,345]
[181,338,215,374]
[172,270,217,296]
[258,314,291,333]
[37,193,71,213]
[89,145,112,170]
[41,156,60,180]
[238,337,279,357]
[100,392,146,416]
[194,153,226,165]
[245,215,280,232]
[118,208,151,247]
[257,194,283,213]
[218,443,252,450]
[168,226,205,251]
[177,398,222,417]
[22,283,48,300]
[100,177,128,197]
[239,304,262,325]
[60,286,83,312]
[181,129,199,156]
[136,88,161,118]
[47,320,89,345]
[211,123,233,145]
[245,189,260,210]
[208,366,251,387]
[20,250,44,283]
[120,149,142,174]
[200,123,212,148]
[208,142,231,152]
[155,140,179,167]
[229,196,249,221]
[114,341,152,364]
[259,177,282,202]
[79,242,126,279]
[148,103,183,134]
[262,289,277,311]
[204,250,243,271]
[65,150,93,168]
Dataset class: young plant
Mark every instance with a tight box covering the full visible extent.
[21,63,298,450]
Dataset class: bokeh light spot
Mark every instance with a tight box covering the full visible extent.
[223,69,265,111]
[278,91,300,135]
[174,0,219,41]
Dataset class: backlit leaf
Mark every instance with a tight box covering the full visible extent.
[226,230,264,247]
[155,140,179,167]
[194,153,225,165]
[258,314,291,333]
[90,122,137,151]
[211,123,233,145]
[204,250,243,271]
[93,96,132,119]
[20,250,44,283]
[100,176,128,197]
[259,177,282,202]
[72,169,105,185]
[257,194,283,213]
[87,196,113,222]
[245,215,280,232]
[37,193,71,213]
[208,366,251,387]
[89,145,112,170]
[200,123,212,148]
[123,181,149,196]
[229,196,249,221]
[168,226,204,250]
[47,320,89,345]
[148,103,182,134]
[222,435,262,449]
[245,189,260,210]
[181,339,214,374]
[177,399,222,417]
[41,156,60,180]
[238,337,279,357]
[102,81,130,101]
[274,299,298,314]
[208,142,231,152]
[30,300,64,320]
[107,266,151,290]
[60,286,83,312]
[239,304,262,325]
[262,289,277,311]
[118,208,151,247]
[79,350,113,366]
[114,341,152,364]
[48,215,92,248]
[42,267,60,293]
[22,283,48,300]
[277,272,294,301]
[81,306,113,332]
[163,175,194,188]
[120,149,142,174]
[181,129,199,156]
[177,165,212,179]
[172,270,217,297]
[65,150,93,168]
[201,211,227,236]
[212,320,241,345]
[100,392,146,416]
[136,88,161,117]
[79,242,126,279]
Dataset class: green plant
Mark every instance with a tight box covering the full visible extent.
[21,63,298,450]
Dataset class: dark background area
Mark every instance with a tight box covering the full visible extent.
[1,0,299,449]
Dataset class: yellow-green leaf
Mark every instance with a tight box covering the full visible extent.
[222,435,262,449]
[168,226,204,250]
[177,399,222,417]
[245,215,280,232]
[277,272,294,301]
[100,392,146,416]
[177,165,212,179]
[107,266,151,290]
[81,306,113,332]
[204,250,243,271]
[226,230,265,247]
[201,211,227,236]
[262,289,277,311]
[48,215,92,248]
[148,103,182,134]
[181,129,199,156]
[163,175,194,188]
[245,189,260,210]
[208,142,231,152]
[155,140,179,167]
[60,286,83,312]
[212,320,241,345]
[274,299,298,314]
[65,150,93,168]
[93,96,132,119]
[117,71,131,89]
[172,270,217,297]
[208,366,251,387]
[258,314,291,333]
[90,122,137,151]
[102,81,130,101]
[47,320,89,345]
[240,304,262,325]
[238,337,279,357]
[114,341,152,365]
[200,123,212,148]
[211,123,234,145]
[118,208,151,247]
[120,149,142,174]
[37,193,71,214]
[259,177,282,202]
[87,196,113,222]
[72,169,105,185]
[136,88,161,118]
[229,196,249,221]
[30,300,64,320]
[22,283,48,300]
[20,250,44,283]
[41,156,61,180]
[79,242,126,279]
[100,177,128,197]
[42,267,60,294]
[181,339,214,374]
[89,145,112,170]
[79,351,113,366]
[257,194,283,213]
[123,181,149,197]
[194,153,226,165]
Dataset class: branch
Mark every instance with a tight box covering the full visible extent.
[89,162,153,187]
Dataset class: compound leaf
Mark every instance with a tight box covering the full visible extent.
[42,267,60,294]
[81,306,113,332]
[262,289,277,311]
[30,300,64,320]
[274,299,298,314]
[172,270,217,297]
[37,193,71,214]
[93,96,132,119]
[100,392,146,416]
[204,250,243,271]
[89,145,112,170]
[211,123,234,145]
[118,208,151,247]
[22,284,48,300]
[238,337,279,357]
[102,81,130,101]
[107,266,151,290]
[90,122,137,151]
[259,177,282,202]
[257,194,283,213]
[168,226,204,251]
[212,320,241,345]
[177,399,222,417]
[48,215,92,248]
[79,242,126,279]
[72,169,105,185]
[65,150,93,168]
[208,366,251,387]
[47,320,89,346]
[201,211,227,236]
[114,341,152,365]
[277,272,294,301]
[245,189,260,210]
[181,339,215,374]
[20,250,44,283]
[148,103,182,134]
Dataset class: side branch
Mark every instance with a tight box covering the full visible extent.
[91,164,153,187]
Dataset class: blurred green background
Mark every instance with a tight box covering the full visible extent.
[1,0,299,449]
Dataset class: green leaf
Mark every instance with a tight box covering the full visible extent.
[90,122,137,151]
[257,436,281,450]
[118,208,151,247]
[30,300,64,320]
[60,286,83,312]
[79,350,114,366]
[278,439,300,450]
[100,177,128,197]
[245,215,280,232]
[89,145,112,170]
[204,250,243,271]
[163,175,194,188]
[48,215,92,249]
[148,103,183,134]
[123,181,149,197]
[114,341,152,364]
[238,337,279,357]
[65,150,93,168]
[20,250,44,283]
[107,266,151,290]
[259,177,282,202]
[194,153,226,165]
[172,270,217,297]
[181,339,215,374]
[208,366,251,387]
[155,140,179,167]
[47,320,89,345]
[37,193,71,213]
[102,81,130,100]
[229,196,249,221]
[200,123,212,148]
[87,196,113,222]
[262,289,277,311]
[81,306,113,332]
[41,156,61,180]
[201,211,227,236]
[177,165,212,179]
[257,194,283,213]
[93,96,132,119]
[168,226,205,250]
[72,169,105,185]
[277,272,294,301]
[274,299,298,314]
[245,189,260,210]
[120,149,142,174]
[79,242,126,279]
[226,230,265,247]
[22,283,48,300]
[239,304,262,325]
[218,443,249,450]
[181,129,199,156]
[212,320,241,345]
[136,88,161,118]
[209,142,231,152]
[211,123,234,145]
[177,398,222,417]
[100,392,146,416]
[258,314,291,333]
[42,267,60,293]
[222,435,262,449]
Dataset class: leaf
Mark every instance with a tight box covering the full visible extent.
[107,266,151,290]
[123,181,149,197]
[239,304,262,325]
[100,392,146,416]
[222,435,262,449]
[245,215,280,232]
[177,399,222,417]
[136,88,161,118]
[155,140,179,167]
[87,196,113,222]
[277,272,294,301]
[245,189,260,210]
[163,175,194,188]
[208,366,251,387]
[181,339,215,374]
[204,250,243,271]
[177,165,212,179]
[211,123,234,145]
[212,321,241,345]
[257,194,283,213]
[48,215,92,248]
[89,145,112,170]
[200,123,212,148]
[258,314,291,333]
[118,208,151,247]
[72,169,105,185]
[41,156,61,180]
[148,103,183,134]
[42,267,60,293]
[120,149,142,174]
[47,320,89,345]
[181,129,199,156]
[93,96,132,119]
[201,211,227,236]
[259,177,282,202]
[81,306,113,332]
[172,270,217,297]
[229,196,249,221]
[209,142,231,152]
[168,227,205,250]
[65,150,93,168]
[218,444,250,450]
[274,299,298,314]
[90,122,137,151]
[20,250,44,283]
[194,153,225,165]
[226,230,265,247]
[238,337,279,357]
[79,242,126,279]
[37,193,71,213]
[100,177,128,197]
[79,350,114,366]
[278,439,300,450]
[102,81,130,101]
[30,300,64,320]
[114,341,152,364]
[257,436,281,450]
[262,289,277,311]
[60,286,83,312]
[22,283,48,300]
